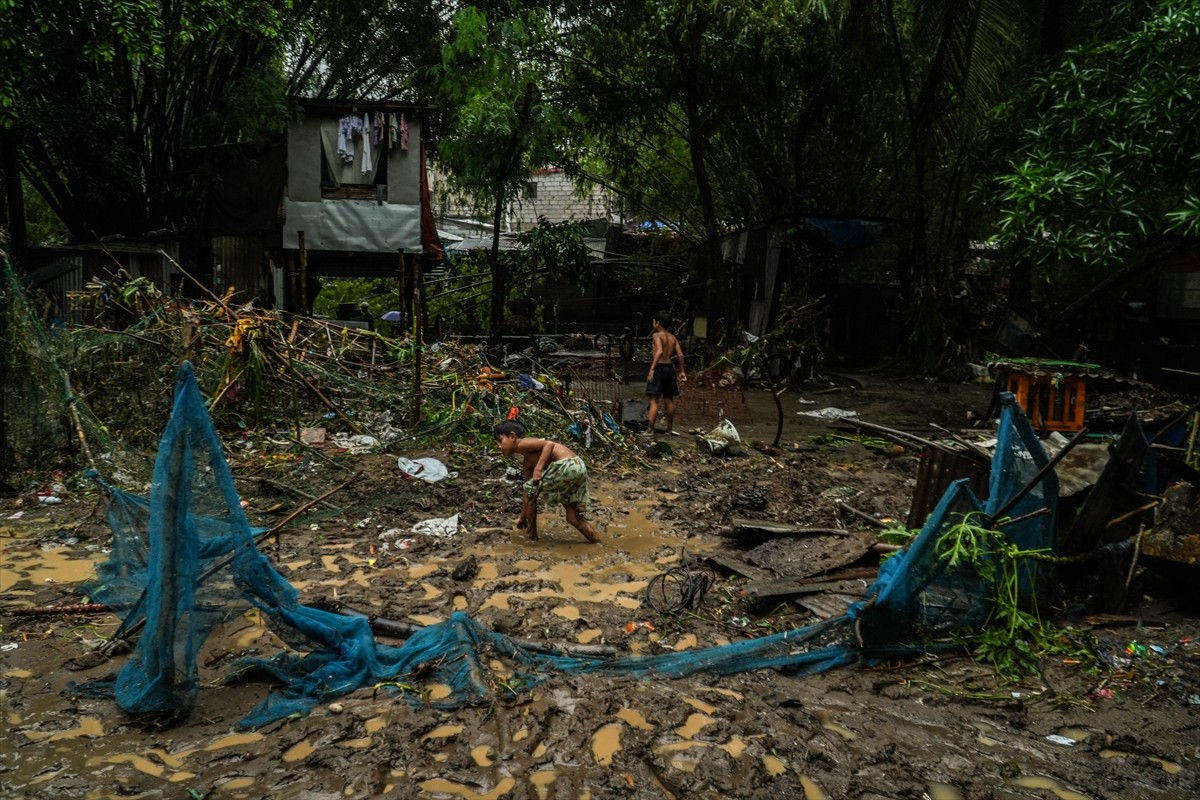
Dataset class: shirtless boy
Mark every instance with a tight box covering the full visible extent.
[645,310,687,434]
[495,421,600,543]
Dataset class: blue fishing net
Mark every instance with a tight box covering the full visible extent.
[87,367,1056,729]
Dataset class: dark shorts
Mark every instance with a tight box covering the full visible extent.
[646,364,679,398]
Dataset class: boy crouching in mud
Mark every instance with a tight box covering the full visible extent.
[494,421,600,543]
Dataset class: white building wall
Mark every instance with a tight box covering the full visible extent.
[430,167,612,233]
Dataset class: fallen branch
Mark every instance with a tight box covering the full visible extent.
[836,503,890,529]
[159,250,235,321]
[7,603,111,616]
[291,367,364,434]
[1105,500,1160,529]
[844,419,964,458]
[262,471,362,549]
[234,474,342,509]
[995,507,1051,528]
[929,422,994,463]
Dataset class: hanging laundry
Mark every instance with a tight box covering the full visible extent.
[388,113,399,149]
[399,113,409,151]
[360,112,372,175]
[337,115,363,162]
[373,111,384,146]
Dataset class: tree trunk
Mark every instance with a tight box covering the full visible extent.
[489,190,507,344]
[0,128,27,258]
[675,11,728,345]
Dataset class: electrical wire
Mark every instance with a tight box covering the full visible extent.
[644,564,717,613]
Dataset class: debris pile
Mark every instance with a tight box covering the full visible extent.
[10,268,644,475]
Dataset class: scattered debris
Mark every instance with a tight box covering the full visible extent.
[397,456,458,483]
[799,406,859,419]
[411,514,461,538]
[451,555,478,581]
[698,419,744,456]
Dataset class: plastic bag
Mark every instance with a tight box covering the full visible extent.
[397,457,458,482]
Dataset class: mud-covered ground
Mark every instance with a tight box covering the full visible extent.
[2,374,1198,800]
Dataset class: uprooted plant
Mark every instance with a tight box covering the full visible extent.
[937,512,1098,683]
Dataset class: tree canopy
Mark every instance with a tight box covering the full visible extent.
[4,0,1195,366]
[1,0,446,243]
[425,5,573,338]
[981,0,1200,274]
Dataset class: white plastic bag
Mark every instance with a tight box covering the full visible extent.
[397,456,458,482]
[411,514,460,538]
[798,407,859,420]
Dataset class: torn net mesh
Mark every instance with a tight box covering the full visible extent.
[85,364,1055,729]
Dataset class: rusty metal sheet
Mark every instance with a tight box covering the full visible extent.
[906,446,990,529]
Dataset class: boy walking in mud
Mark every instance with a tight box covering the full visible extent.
[495,420,600,543]
[646,310,687,435]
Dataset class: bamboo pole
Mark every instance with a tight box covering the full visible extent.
[412,274,423,426]
[7,603,111,616]
[298,231,309,316]
[989,426,1090,522]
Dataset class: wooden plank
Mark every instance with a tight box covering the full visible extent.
[727,517,870,538]
[809,567,878,583]
[744,578,869,600]
[795,593,862,620]
[703,552,775,581]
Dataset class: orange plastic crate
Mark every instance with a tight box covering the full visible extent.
[1002,370,1087,432]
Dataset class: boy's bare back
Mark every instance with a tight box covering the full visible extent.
[513,437,575,472]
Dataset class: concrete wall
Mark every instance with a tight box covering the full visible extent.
[431,167,612,231]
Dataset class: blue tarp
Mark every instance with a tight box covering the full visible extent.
[85,365,1055,728]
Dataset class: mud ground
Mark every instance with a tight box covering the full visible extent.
[2,374,1198,799]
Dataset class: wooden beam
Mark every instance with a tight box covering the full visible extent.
[703,552,774,581]
[744,578,869,600]
[725,517,874,538]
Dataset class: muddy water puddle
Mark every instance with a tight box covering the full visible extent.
[6,688,272,794]
[461,486,715,622]
[1,539,98,598]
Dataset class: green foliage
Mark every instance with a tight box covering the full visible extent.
[425,5,577,337]
[21,176,68,247]
[514,217,592,288]
[286,0,446,100]
[880,524,919,547]
[210,61,293,147]
[311,278,396,323]
[980,0,1200,272]
[558,1,869,237]
[937,512,1098,682]
[428,6,567,205]
[3,0,299,239]
[425,218,593,335]
[427,251,494,333]
[5,0,445,244]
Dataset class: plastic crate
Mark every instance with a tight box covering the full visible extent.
[1001,369,1086,432]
